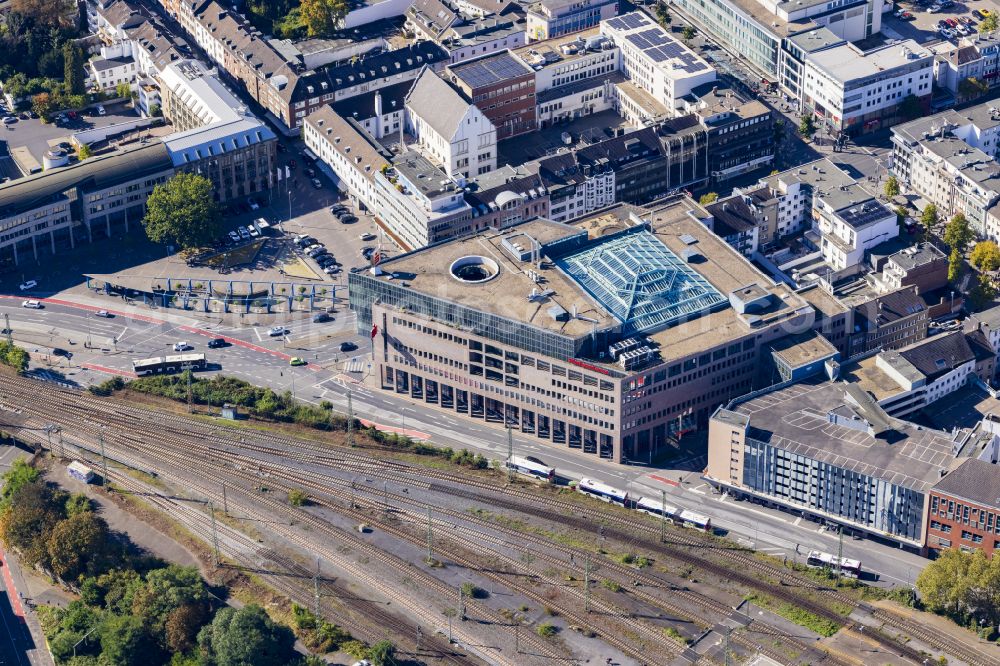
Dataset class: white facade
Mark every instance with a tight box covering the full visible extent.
[304,109,388,216]
[600,12,716,113]
[89,56,138,91]
[801,40,933,133]
[547,170,615,222]
[814,194,897,272]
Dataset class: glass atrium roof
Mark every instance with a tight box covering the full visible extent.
[556,231,727,335]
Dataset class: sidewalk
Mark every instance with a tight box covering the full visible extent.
[0,545,55,666]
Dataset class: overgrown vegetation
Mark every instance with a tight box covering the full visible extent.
[0,0,82,102]
[0,340,30,373]
[746,593,840,637]
[917,548,1000,639]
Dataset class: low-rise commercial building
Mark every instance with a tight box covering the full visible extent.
[350,199,818,463]
[927,458,1000,557]
[406,0,526,64]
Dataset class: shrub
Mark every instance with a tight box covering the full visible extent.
[535,622,558,637]
[287,489,308,506]
[600,579,622,592]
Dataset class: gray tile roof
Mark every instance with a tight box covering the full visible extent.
[897,331,975,381]
[405,67,469,139]
[933,458,1000,508]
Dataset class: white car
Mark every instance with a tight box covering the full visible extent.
[95,310,112,318]
[940,27,955,38]
[247,225,260,237]
[228,230,240,242]
[22,300,42,309]
[268,326,288,337]
[19,280,37,291]
[173,341,191,351]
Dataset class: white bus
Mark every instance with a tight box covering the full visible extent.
[635,496,679,519]
[676,509,712,531]
[576,477,628,506]
[132,353,207,376]
[505,455,555,481]
[806,550,862,578]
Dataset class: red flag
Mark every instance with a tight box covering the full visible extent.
[371,249,382,266]
[370,324,378,339]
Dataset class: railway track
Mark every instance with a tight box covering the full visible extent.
[2,374,998,666]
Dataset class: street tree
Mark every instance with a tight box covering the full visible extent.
[300,0,349,37]
[31,92,54,120]
[920,203,939,231]
[971,241,1000,272]
[681,25,696,42]
[197,604,297,666]
[971,274,998,309]
[944,212,974,253]
[655,2,671,24]
[798,113,815,137]
[142,172,222,249]
[698,192,718,205]
[948,248,962,283]
[884,175,900,199]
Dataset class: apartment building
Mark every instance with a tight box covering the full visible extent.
[0,143,173,266]
[932,35,1000,99]
[874,244,948,296]
[813,183,897,275]
[464,164,550,229]
[405,67,498,178]
[349,199,818,464]
[801,40,933,136]
[525,0,617,42]
[158,59,277,202]
[406,0,526,64]
[448,51,537,139]
[703,196,762,257]
[674,0,882,80]
[927,458,1000,557]
[89,55,138,91]
[601,12,716,113]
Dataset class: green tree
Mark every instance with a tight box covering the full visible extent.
[63,42,84,95]
[894,205,908,228]
[948,248,962,283]
[142,172,222,249]
[798,113,815,137]
[884,175,900,199]
[148,104,162,118]
[681,25,696,42]
[4,344,29,373]
[81,569,142,615]
[944,212,974,253]
[115,82,131,99]
[0,459,40,509]
[981,13,998,33]
[131,565,208,634]
[958,77,989,100]
[198,605,297,666]
[287,488,307,506]
[299,0,349,37]
[77,144,92,160]
[920,203,939,231]
[655,2,671,25]
[698,192,718,205]
[971,240,1000,272]
[99,614,162,666]
[0,481,66,567]
[899,94,923,120]
[971,274,998,309]
[46,511,110,581]
[367,640,396,666]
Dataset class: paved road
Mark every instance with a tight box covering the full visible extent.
[0,547,44,666]
[0,294,932,590]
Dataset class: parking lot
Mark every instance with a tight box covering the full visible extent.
[882,0,1000,45]
[0,101,142,174]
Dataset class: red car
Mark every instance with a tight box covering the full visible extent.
[946,18,958,27]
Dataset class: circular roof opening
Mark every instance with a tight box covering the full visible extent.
[450,255,500,284]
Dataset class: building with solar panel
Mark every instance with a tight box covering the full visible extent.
[348,197,818,464]
[601,12,717,112]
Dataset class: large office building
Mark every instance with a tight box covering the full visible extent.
[0,143,174,266]
[525,0,617,42]
[349,198,818,464]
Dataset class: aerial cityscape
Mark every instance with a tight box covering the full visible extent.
[2,0,1000,663]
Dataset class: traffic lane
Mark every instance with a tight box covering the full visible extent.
[0,554,33,666]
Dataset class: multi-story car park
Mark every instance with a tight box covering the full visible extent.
[0,143,173,265]
[706,378,962,549]
[349,198,818,464]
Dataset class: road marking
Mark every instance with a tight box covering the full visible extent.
[689,483,707,495]
[253,328,263,342]
[794,517,803,526]
[82,363,136,378]
[648,473,679,487]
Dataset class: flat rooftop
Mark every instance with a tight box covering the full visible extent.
[513,26,607,68]
[448,50,533,89]
[733,380,960,493]
[770,330,838,369]
[840,355,905,402]
[602,12,714,80]
[808,40,932,84]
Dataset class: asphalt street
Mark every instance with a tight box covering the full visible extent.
[0,296,932,590]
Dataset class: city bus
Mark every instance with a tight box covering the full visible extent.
[505,455,555,481]
[132,353,207,376]
[806,550,862,578]
[576,477,629,506]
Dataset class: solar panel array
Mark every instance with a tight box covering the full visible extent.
[624,28,707,73]
[451,52,531,89]
[604,13,651,31]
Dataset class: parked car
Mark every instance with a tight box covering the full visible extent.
[339,214,358,224]
[324,265,341,275]
[228,230,240,242]
[305,168,316,177]
[268,326,288,337]
[52,348,70,357]
[2,116,16,125]
[330,205,348,215]
[340,341,357,352]
[361,247,375,259]
[901,11,915,20]
[247,225,260,237]
[95,310,113,318]
[19,280,37,291]
[96,105,106,116]
[22,300,42,309]
[207,338,227,348]
[973,8,985,19]
[940,27,955,38]
[945,17,958,27]
[248,198,260,211]
[317,256,335,267]
[360,233,376,241]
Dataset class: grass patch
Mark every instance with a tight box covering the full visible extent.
[535,622,558,637]
[204,239,265,269]
[600,579,622,592]
[747,593,841,637]
[662,626,690,645]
